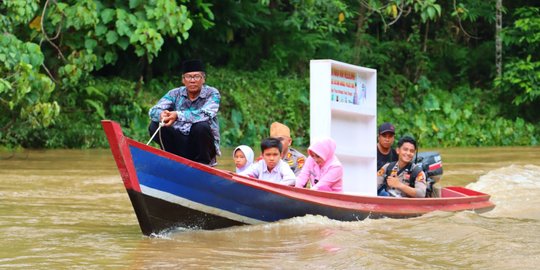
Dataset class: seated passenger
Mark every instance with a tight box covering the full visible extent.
[147,59,220,165]
[295,138,343,192]
[233,145,254,174]
[269,122,306,176]
[377,122,398,170]
[377,136,427,198]
[240,138,296,186]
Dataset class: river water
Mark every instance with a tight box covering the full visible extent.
[1,147,540,269]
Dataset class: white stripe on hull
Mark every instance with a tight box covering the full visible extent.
[140,185,265,225]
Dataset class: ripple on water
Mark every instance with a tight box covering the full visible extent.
[468,164,540,220]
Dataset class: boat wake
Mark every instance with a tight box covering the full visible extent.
[467,164,540,220]
[155,162,540,238]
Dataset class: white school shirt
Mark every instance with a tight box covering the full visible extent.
[240,159,296,186]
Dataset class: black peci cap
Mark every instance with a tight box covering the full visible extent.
[182,59,205,74]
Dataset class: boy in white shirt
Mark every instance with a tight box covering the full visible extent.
[240,137,296,186]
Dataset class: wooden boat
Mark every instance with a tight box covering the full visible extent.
[102,120,495,236]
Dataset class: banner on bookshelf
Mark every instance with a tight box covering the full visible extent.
[330,68,367,105]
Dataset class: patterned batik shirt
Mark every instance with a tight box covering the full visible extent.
[148,85,221,156]
[284,147,306,176]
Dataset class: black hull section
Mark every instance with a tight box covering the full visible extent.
[126,189,246,235]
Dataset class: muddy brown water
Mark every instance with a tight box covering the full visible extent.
[1,147,539,269]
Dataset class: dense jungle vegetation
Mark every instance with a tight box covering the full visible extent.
[1,0,539,150]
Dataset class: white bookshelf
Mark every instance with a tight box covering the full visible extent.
[310,59,377,195]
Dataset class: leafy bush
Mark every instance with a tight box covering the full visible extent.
[209,67,310,147]
[378,82,537,147]
[32,77,145,148]
[0,33,59,148]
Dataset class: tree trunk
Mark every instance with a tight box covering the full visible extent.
[496,0,503,77]
[423,21,429,53]
[353,1,367,64]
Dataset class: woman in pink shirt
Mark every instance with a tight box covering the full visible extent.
[295,138,343,192]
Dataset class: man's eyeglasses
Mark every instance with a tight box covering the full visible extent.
[182,74,204,81]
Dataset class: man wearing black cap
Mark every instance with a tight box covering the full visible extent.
[148,59,220,165]
[377,122,398,170]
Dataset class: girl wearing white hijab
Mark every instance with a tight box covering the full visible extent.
[233,145,254,173]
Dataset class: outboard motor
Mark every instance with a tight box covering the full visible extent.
[415,152,443,197]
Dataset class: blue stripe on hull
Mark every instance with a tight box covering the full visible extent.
[130,146,371,223]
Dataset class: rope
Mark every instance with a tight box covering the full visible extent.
[147,121,166,151]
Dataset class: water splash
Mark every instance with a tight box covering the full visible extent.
[467,164,540,220]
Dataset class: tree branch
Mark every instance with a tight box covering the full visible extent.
[387,1,406,27]
[40,0,66,61]
[453,0,480,40]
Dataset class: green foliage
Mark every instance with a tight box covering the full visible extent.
[1,0,538,149]
[0,33,59,147]
[501,7,540,55]
[359,0,442,31]
[282,0,351,34]
[496,7,540,108]
[412,0,442,23]
[451,0,496,24]
[58,50,98,87]
[206,67,310,147]
[44,0,198,70]
[190,0,351,73]
[42,77,145,148]
[0,0,39,32]
[379,82,536,147]
[496,56,540,105]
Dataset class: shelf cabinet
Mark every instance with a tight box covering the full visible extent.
[310,59,377,195]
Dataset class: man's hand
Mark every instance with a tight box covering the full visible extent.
[386,175,404,189]
[159,110,178,127]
